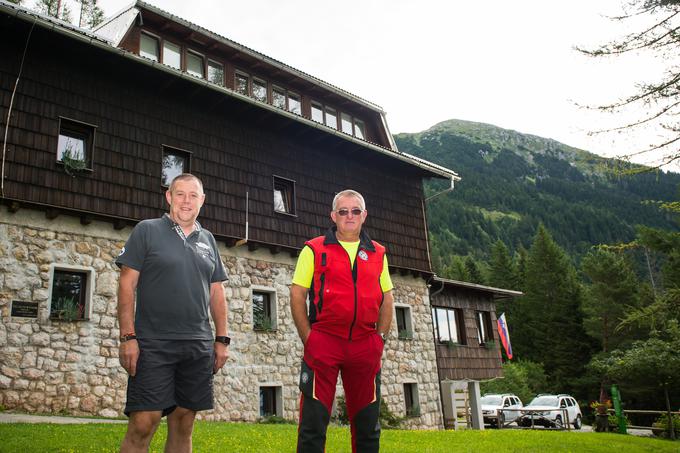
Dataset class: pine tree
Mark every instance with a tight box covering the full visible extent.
[488,240,519,289]
[516,225,593,393]
[464,256,484,284]
[35,0,72,22]
[581,249,640,353]
[77,0,104,28]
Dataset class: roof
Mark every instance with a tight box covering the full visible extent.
[431,276,523,300]
[0,0,459,181]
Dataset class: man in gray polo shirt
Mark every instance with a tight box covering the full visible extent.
[116,173,229,452]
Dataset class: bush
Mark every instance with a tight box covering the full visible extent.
[480,360,547,404]
[652,413,680,438]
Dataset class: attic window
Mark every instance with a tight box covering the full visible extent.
[253,78,267,102]
[288,93,301,115]
[273,176,296,215]
[140,32,159,61]
[187,51,204,78]
[235,72,249,95]
[311,102,324,123]
[208,60,224,86]
[163,41,181,70]
[354,119,366,140]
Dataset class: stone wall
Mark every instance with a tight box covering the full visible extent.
[0,206,441,428]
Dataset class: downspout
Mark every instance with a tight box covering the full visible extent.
[2,19,36,199]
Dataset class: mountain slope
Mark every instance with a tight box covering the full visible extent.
[395,119,680,268]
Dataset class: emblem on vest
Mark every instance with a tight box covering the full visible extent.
[301,371,309,384]
[358,250,368,261]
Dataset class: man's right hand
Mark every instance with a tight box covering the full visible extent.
[119,340,140,376]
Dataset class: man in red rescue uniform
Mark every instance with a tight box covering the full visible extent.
[291,189,394,453]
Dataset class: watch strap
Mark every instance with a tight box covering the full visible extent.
[215,335,231,345]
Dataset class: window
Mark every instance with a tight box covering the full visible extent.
[311,102,324,123]
[325,107,338,129]
[431,307,465,344]
[207,60,224,85]
[273,176,296,215]
[272,87,286,109]
[476,311,493,345]
[395,305,413,340]
[252,288,277,331]
[288,92,301,115]
[162,146,191,187]
[186,51,204,78]
[163,41,181,70]
[354,119,366,140]
[139,32,159,61]
[259,385,282,417]
[57,117,95,170]
[403,383,420,417]
[49,265,93,321]
[340,112,353,134]
[252,78,267,102]
[235,72,249,95]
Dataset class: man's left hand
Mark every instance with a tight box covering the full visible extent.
[213,342,229,374]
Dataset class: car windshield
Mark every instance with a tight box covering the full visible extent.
[481,396,503,405]
[528,396,559,406]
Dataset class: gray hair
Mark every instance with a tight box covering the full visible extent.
[168,173,204,194]
[332,189,365,211]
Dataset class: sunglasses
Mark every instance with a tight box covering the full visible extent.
[336,208,364,216]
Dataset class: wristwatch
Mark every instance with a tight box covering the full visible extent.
[379,332,387,343]
[119,333,137,343]
[215,335,231,345]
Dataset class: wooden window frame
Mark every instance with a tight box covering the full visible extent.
[139,31,160,62]
[395,305,413,340]
[252,286,277,332]
[186,49,205,78]
[162,39,182,70]
[234,70,251,96]
[57,117,96,171]
[432,306,466,345]
[259,385,283,418]
[476,310,494,345]
[207,59,224,86]
[161,145,192,188]
[272,175,297,216]
[48,264,94,322]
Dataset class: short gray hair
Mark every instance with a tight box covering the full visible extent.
[332,189,365,211]
[169,173,204,194]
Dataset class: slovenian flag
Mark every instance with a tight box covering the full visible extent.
[497,313,513,360]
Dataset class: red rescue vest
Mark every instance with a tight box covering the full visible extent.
[306,228,385,340]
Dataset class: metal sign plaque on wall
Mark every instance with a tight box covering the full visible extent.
[11,301,39,318]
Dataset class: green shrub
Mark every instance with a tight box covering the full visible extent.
[652,413,680,438]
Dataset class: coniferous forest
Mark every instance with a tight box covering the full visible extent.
[395,119,680,422]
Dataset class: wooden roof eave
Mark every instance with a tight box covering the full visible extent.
[430,276,523,300]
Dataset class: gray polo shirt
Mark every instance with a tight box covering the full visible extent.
[116,214,228,340]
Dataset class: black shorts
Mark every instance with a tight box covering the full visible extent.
[124,339,215,416]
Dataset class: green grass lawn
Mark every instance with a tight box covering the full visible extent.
[0,422,678,452]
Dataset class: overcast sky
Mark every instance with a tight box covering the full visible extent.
[31,0,677,169]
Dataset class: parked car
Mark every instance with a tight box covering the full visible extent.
[480,393,524,427]
[518,394,583,429]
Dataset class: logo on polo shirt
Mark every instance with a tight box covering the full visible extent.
[195,242,213,261]
[358,250,368,261]
[196,242,211,250]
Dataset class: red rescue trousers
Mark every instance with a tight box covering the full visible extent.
[297,329,384,453]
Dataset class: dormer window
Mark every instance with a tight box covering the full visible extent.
[354,119,366,140]
[140,32,159,61]
[252,78,267,102]
[208,60,224,86]
[311,102,324,123]
[288,93,301,115]
[163,41,181,70]
[272,86,286,109]
[325,107,338,129]
[235,72,249,95]
[340,112,353,134]
[187,51,204,78]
